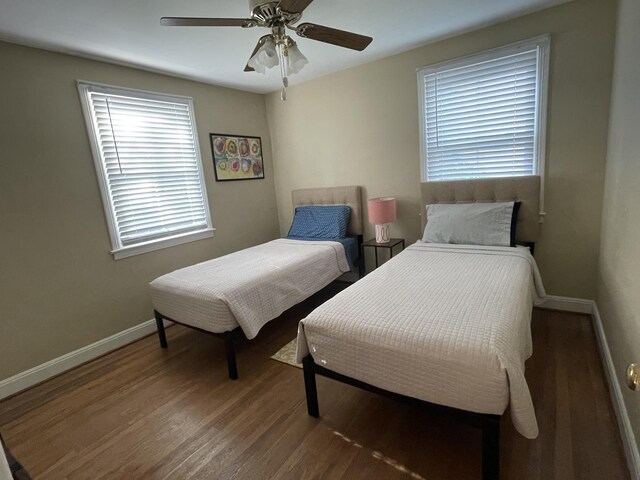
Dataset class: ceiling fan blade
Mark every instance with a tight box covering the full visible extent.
[295,23,372,51]
[160,17,255,27]
[244,35,270,72]
[277,0,314,14]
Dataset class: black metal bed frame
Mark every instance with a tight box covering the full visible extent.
[154,310,243,379]
[299,240,538,479]
[302,355,501,480]
[299,237,530,480]
[153,234,364,380]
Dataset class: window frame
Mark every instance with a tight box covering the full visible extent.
[77,80,214,260]
[417,35,550,193]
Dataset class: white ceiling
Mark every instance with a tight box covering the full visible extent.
[0,0,570,93]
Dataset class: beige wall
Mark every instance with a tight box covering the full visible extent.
[597,0,640,459]
[0,42,279,380]
[266,0,616,297]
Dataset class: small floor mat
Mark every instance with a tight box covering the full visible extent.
[271,338,301,369]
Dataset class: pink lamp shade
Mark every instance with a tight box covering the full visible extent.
[368,197,397,243]
[368,197,397,224]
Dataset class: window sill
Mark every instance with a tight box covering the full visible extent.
[111,228,215,260]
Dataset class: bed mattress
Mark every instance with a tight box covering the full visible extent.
[150,239,350,339]
[296,242,545,439]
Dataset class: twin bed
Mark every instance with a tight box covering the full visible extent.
[150,176,544,480]
[298,175,544,480]
[150,185,363,379]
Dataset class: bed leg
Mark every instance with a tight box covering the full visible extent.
[154,310,168,349]
[223,332,238,380]
[302,355,320,418]
[481,416,500,480]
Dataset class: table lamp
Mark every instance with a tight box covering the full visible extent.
[368,197,397,243]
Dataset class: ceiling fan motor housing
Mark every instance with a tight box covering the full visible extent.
[250,0,282,22]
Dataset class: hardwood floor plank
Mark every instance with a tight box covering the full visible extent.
[0,306,630,480]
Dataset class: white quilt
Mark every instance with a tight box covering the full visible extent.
[296,242,545,439]
[150,239,350,339]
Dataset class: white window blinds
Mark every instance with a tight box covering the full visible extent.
[418,37,549,182]
[78,82,212,257]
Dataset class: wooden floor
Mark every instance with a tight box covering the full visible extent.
[0,292,630,479]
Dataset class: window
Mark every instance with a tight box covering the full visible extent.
[78,81,213,259]
[418,36,549,182]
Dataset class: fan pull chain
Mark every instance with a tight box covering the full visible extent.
[279,42,288,101]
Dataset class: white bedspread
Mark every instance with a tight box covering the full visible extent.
[296,242,545,439]
[150,239,350,339]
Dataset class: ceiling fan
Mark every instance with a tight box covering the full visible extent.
[161,0,373,99]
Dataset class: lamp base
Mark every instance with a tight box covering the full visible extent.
[374,224,391,243]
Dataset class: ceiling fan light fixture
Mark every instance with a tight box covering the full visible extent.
[161,0,372,98]
[285,42,308,75]
[247,55,266,74]
[248,36,279,73]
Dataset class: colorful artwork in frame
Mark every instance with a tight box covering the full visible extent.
[210,133,264,181]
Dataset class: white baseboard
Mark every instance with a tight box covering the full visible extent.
[0,318,170,401]
[592,303,640,480]
[537,294,594,314]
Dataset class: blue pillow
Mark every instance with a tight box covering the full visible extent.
[287,205,351,239]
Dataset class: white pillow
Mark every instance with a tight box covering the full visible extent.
[422,202,518,247]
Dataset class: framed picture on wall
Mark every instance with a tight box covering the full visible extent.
[210,133,265,181]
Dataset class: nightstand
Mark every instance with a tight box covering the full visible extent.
[361,238,406,270]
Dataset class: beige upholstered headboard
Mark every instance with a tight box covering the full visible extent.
[421,175,541,243]
[291,186,363,236]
